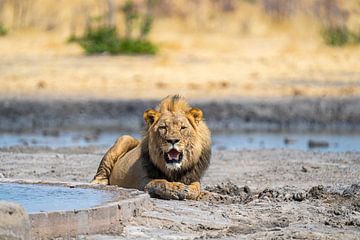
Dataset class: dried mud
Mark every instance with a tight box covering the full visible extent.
[1,147,359,239]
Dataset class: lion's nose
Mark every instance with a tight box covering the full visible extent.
[167,139,179,145]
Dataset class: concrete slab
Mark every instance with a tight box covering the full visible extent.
[0,179,151,239]
[0,200,30,240]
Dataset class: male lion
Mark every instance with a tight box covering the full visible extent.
[91,95,211,200]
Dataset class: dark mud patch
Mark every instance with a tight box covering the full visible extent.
[257,183,360,230]
[257,185,335,202]
[200,181,252,204]
[319,185,360,228]
[194,182,360,238]
[258,185,318,202]
[201,181,360,207]
[258,184,360,203]
[205,181,251,196]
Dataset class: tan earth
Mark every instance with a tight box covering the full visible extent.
[1,22,360,101]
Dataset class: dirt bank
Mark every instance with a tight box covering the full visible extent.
[1,147,359,239]
[1,97,360,133]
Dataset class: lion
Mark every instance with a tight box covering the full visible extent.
[91,95,212,200]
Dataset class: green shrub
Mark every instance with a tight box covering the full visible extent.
[76,26,157,55]
[78,27,119,54]
[67,34,79,43]
[0,24,7,36]
[322,27,360,47]
[118,38,157,54]
[69,0,157,55]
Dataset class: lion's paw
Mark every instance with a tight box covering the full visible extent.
[145,179,188,200]
[90,177,109,185]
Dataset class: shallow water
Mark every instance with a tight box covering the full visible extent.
[0,130,359,152]
[213,132,360,152]
[0,183,114,213]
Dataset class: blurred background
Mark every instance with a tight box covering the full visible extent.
[1,0,360,99]
[0,0,360,152]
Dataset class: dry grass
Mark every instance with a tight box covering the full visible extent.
[0,0,360,100]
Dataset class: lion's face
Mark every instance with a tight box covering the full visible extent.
[151,112,195,170]
[144,101,209,173]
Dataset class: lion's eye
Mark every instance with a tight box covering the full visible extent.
[180,126,187,130]
[158,125,166,130]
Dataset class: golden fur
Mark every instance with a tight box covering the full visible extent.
[91,95,212,200]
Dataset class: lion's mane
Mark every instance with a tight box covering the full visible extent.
[141,95,211,184]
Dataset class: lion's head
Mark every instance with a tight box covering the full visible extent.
[142,95,211,180]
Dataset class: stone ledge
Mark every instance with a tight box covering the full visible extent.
[0,179,151,239]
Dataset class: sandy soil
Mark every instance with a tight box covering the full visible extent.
[1,146,359,239]
[1,30,360,101]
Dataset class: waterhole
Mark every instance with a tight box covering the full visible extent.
[0,131,359,152]
[0,183,114,213]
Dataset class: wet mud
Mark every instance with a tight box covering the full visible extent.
[1,97,360,133]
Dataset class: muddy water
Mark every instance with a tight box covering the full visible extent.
[0,131,359,152]
[0,183,114,213]
[213,131,360,152]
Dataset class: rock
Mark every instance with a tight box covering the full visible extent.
[258,188,280,199]
[202,182,252,204]
[0,201,30,240]
[343,184,360,197]
[258,186,310,202]
[308,185,325,199]
[42,129,59,137]
[308,140,329,148]
[204,181,251,197]
[293,191,307,201]
[284,137,296,145]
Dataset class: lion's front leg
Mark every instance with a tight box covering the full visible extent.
[144,179,201,200]
[91,135,139,185]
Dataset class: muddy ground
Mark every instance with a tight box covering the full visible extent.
[1,146,359,239]
[2,4,360,237]
[1,97,360,133]
[1,98,359,239]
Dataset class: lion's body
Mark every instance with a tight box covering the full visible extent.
[92,95,211,200]
[109,144,144,189]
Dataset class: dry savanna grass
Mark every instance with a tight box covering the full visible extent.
[0,0,360,100]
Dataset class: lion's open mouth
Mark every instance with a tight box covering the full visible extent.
[164,149,183,164]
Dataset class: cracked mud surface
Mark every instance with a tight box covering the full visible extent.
[1,147,359,239]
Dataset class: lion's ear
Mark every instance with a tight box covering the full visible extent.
[144,108,160,126]
[188,108,203,124]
